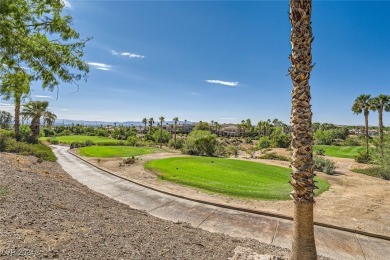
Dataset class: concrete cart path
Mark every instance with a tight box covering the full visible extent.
[53,146,390,260]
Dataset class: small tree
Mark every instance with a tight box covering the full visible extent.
[159,116,165,148]
[0,110,12,129]
[21,101,56,143]
[173,117,179,149]
[352,94,372,154]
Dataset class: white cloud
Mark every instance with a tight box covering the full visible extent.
[35,95,53,99]
[88,62,111,71]
[111,50,145,59]
[206,80,239,87]
[61,0,72,9]
[60,109,69,111]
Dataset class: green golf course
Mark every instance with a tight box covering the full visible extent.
[313,145,365,159]
[145,156,329,200]
[41,135,119,145]
[79,146,163,158]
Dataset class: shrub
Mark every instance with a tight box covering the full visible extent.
[168,137,184,149]
[70,141,85,149]
[315,148,325,156]
[127,136,139,146]
[355,151,371,164]
[226,145,239,158]
[50,139,59,145]
[313,156,336,174]
[257,136,271,149]
[153,130,171,144]
[343,137,361,146]
[258,153,290,161]
[84,140,95,147]
[1,138,56,161]
[353,167,390,180]
[182,130,217,156]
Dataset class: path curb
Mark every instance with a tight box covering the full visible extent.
[66,147,390,242]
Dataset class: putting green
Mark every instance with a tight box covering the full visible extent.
[145,157,329,200]
[79,146,162,158]
[313,145,365,159]
[40,135,118,144]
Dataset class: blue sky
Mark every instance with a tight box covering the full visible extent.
[2,0,390,126]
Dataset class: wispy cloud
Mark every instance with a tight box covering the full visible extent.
[35,95,53,99]
[61,0,72,9]
[111,50,145,59]
[206,80,239,87]
[88,62,111,71]
[60,109,69,111]
[219,117,236,120]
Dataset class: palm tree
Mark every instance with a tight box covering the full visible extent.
[352,94,372,154]
[0,70,31,141]
[148,117,154,134]
[159,116,164,148]
[370,94,390,144]
[21,101,56,143]
[183,119,187,134]
[173,117,179,149]
[288,0,317,258]
[142,118,147,133]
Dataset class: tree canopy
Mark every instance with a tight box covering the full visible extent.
[0,0,90,89]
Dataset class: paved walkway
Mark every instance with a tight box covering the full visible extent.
[53,146,390,260]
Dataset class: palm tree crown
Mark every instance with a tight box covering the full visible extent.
[21,100,56,142]
[352,94,371,153]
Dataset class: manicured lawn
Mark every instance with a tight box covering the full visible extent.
[145,157,329,200]
[40,135,118,145]
[313,145,365,159]
[79,146,162,158]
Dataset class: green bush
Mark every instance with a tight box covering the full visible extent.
[343,137,361,146]
[354,151,371,163]
[50,139,59,145]
[257,136,271,149]
[70,141,85,149]
[168,137,184,149]
[84,140,95,147]
[127,136,139,146]
[153,129,171,144]
[182,130,217,156]
[0,137,56,161]
[258,153,290,161]
[313,156,336,174]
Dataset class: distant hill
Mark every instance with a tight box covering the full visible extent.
[54,119,195,127]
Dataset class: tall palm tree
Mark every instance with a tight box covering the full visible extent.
[21,101,56,143]
[183,119,187,134]
[370,94,390,144]
[0,70,31,141]
[148,117,154,134]
[159,116,164,148]
[289,0,317,258]
[352,94,372,154]
[142,118,147,133]
[173,117,179,148]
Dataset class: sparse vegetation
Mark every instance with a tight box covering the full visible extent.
[313,156,336,175]
[258,152,290,162]
[0,135,56,161]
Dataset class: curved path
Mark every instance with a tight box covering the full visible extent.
[53,146,390,260]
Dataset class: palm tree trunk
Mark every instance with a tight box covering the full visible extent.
[30,117,40,143]
[289,0,317,259]
[14,97,21,141]
[160,124,163,148]
[174,123,177,148]
[378,107,383,144]
[364,111,369,154]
